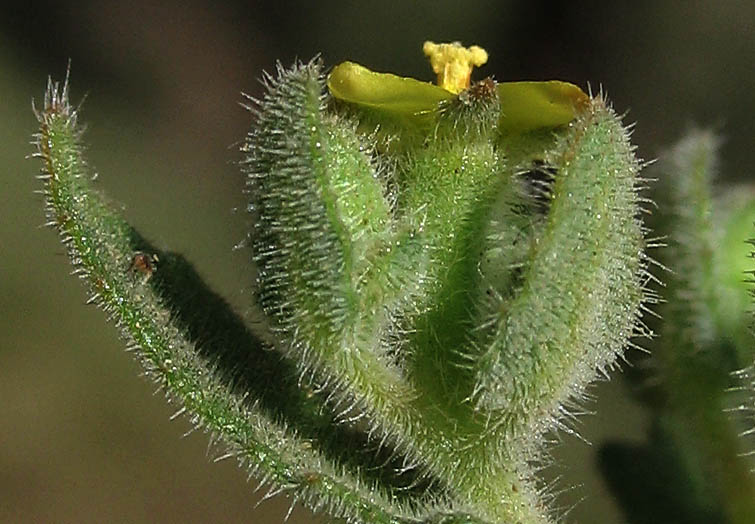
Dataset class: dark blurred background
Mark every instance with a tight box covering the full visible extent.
[1,2,753,522]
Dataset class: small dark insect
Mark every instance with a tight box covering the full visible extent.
[127,251,158,281]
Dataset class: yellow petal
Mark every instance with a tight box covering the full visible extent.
[497,81,589,134]
[327,61,453,116]
[328,61,590,137]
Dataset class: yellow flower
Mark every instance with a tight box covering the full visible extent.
[327,41,588,135]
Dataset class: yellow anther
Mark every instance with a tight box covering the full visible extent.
[423,41,488,94]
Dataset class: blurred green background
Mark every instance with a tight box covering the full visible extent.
[1,2,753,522]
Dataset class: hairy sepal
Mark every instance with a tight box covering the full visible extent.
[472,97,647,444]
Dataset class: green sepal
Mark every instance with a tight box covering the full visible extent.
[472,97,646,441]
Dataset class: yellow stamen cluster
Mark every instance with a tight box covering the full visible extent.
[423,41,488,94]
